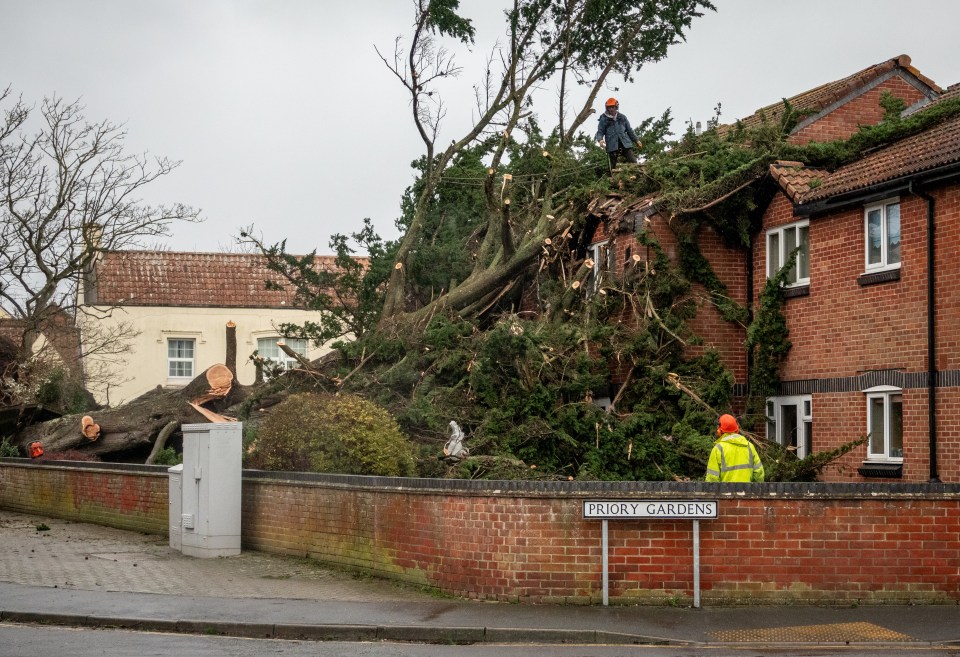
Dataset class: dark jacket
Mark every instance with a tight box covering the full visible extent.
[595,112,639,153]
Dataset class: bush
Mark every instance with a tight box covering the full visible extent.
[249,392,415,476]
[0,437,20,458]
[152,447,182,466]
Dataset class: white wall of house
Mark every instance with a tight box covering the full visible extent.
[81,306,335,406]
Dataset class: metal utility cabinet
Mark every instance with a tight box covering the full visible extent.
[170,422,243,558]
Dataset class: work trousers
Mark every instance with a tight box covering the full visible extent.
[608,147,637,168]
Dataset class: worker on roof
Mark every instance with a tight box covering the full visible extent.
[595,97,641,170]
[705,414,765,483]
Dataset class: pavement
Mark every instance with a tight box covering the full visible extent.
[1,509,959,648]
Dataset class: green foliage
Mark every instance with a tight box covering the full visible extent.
[424,0,475,44]
[782,96,960,170]
[0,436,19,457]
[240,217,393,345]
[249,392,415,476]
[744,249,796,426]
[152,447,182,466]
[34,368,91,415]
[764,436,867,482]
[241,43,960,484]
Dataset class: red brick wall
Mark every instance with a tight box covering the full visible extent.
[3,462,958,604]
[0,461,168,533]
[595,215,749,385]
[683,222,749,384]
[240,476,960,604]
[792,75,929,144]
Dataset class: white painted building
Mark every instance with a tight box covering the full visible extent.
[80,250,344,406]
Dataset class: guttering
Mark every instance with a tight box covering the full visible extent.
[910,181,940,483]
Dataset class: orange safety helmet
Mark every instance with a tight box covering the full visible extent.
[605,97,619,107]
[717,414,739,436]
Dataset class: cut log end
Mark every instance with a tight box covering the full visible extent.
[81,415,101,441]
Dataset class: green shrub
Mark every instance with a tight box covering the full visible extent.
[0,436,20,458]
[152,447,182,466]
[249,392,415,476]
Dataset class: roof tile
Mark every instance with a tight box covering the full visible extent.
[799,114,960,203]
[93,251,352,308]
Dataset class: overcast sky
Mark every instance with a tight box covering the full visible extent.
[3,1,959,254]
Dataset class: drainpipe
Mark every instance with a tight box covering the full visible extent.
[910,182,940,483]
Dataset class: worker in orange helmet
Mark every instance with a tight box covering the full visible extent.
[705,414,765,482]
[595,97,642,170]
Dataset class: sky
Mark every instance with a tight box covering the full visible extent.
[2,0,959,255]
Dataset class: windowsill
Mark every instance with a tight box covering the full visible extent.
[858,462,903,478]
[858,268,901,286]
[783,284,810,299]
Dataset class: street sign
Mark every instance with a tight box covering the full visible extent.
[583,500,717,520]
[583,499,718,608]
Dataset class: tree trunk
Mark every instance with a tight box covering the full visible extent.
[17,365,250,458]
[225,321,237,380]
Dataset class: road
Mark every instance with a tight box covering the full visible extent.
[2,624,958,657]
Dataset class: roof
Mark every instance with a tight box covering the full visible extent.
[768,161,831,203]
[92,251,347,308]
[734,55,940,132]
[768,113,960,206]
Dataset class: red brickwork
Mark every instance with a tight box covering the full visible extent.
[239,479,960,604]
[0,462,168,534]
[791,76,930,145]
[594,214,749,385]
[3,463,958,604]
[755,183,960,482]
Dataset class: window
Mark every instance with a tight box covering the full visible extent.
[586,241,613,293]
[765,395,812,458]
[167,338,195,379]
[865,387,903,461]
[864,200,900,271]
[766,221,810,286]
[257,337,308,370]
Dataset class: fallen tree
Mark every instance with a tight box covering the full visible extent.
[18,363,248,458]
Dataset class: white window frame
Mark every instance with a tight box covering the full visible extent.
[256,336,309,371]
[766,220,810,287]
[587,240,614,293]
[864,199,901,272]
[167,338,195,381]
[864,385,903,462]
[765,395,812,458]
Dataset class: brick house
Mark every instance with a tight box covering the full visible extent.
[760,98,960,483]
[583,56,958,482]
[80,251,343,406]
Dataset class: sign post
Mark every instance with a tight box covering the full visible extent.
[583,500,717,608]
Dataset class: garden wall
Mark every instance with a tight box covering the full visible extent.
[2,459,959,605]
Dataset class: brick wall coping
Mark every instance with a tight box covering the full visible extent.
[4,459,959,500]
[0,458,170,476]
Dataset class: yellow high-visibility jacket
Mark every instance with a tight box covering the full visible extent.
[705,433,765,482]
